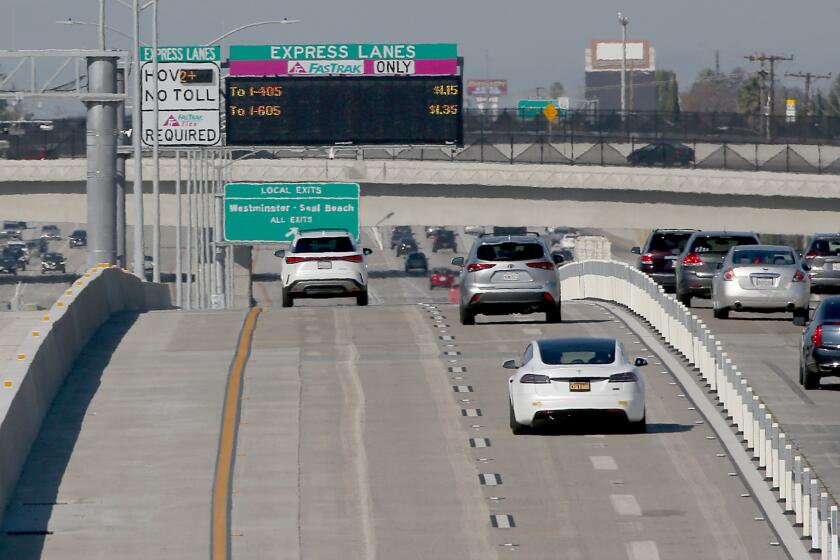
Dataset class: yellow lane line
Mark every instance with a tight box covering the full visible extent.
[212,306,261,560]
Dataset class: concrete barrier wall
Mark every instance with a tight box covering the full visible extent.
[0,266,171,526]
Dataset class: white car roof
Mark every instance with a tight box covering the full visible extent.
[294,230,352,239]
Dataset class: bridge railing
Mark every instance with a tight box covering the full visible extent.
[558,259,835,557]
[0,266,171,527]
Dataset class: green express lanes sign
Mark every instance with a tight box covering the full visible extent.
[223,182,360,243]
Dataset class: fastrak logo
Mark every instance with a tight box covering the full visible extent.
[162,115,180,127]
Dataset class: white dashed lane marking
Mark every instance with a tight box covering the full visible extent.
[610,494,642,516]
[452,385,473,393]
[470,438,491,448]
[479,473,502,486]
[590,456,618,470]
[461,408,482,417]
[490,514,515,529]
[626,541,660,560]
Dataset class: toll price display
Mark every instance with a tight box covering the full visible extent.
[225,76,463,146]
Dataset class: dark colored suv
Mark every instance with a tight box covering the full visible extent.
[800,296,840,389]
[631,229,697,292]
[432,229,457,252]
[627,141,695,167]
[674,231,760,307]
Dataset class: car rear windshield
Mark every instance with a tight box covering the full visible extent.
[293,236,354,253]
[476,242,543,262]
[538,339,616,365]
[808,238,840,256]
[437,231,455,240]
[731,249,795,266]
[647,232,693,253]
[689,235,758,254]
[819,299,840,321]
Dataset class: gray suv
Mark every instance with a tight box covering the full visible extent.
[452,233,563,325]
[674,230,760,307]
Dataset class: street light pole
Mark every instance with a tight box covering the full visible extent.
[99,0,106,50]
[151,0,161,283]
[131,0,145,279]
[618,12,629,117]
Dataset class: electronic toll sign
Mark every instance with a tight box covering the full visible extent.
[225,75,463,146]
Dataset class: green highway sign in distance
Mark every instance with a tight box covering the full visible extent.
[223,182,360,243]
[517,99,568,119]
[140,45,221,62]
[229,43,457,61]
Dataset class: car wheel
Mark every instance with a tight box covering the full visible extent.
[546,305,562,324]
[509,401,526,435]
[793,308,809,325]
[627,414,647,433]
[678,293,691,307]
[281,287,294,308]
[799,362,805,385]
[803,366,820,390]
[356,291,369,306]
[460,305,475,325]
[713,307,729,320]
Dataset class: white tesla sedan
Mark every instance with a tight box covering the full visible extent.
[507,337,647,433]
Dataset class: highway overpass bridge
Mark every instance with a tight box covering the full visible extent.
[2,158,840,235]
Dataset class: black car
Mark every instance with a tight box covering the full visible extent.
[432,229,457,252]
[801,296,840,389]
[2,221,26,235]
[26,238,48,259]
[631,229,697,292]
[390,226,414,250]
[3,246,26,270]
[404,252,429,274]
[493,226,528,236]
[41,252,66,274]
[396,238,418,257]
[627,141,695,167]
[0,255,17,275]
[69,229,87,248]
[40,224,61,240]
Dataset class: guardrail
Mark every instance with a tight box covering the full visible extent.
[558,260,836,558]
[0,266,171,527]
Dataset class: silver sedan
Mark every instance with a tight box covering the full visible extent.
[711,245,810,323]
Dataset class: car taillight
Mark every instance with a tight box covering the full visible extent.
[466,263,496,273]
[813,325,823,347]
[342,254,363,263]
[608,371,639,383]
[793,270,807,282]
[640,254,654,264]
[722,268,735,281]
[805,251,821,258]
[682,253,703,266]
[285,256,308,264]
[527,261,555,270]
[520,374,550,384]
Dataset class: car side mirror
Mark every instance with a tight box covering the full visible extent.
[451,256,465,267]
[502,359,519,370]
[363,248,373,255]
[274,249,285,258]
[552,254,565,265]
[630,246,641,255]
[802,264,811,272]
[634,357,648,367]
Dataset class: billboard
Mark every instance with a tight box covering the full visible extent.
[467,79,508,96]
[586,39,654,72]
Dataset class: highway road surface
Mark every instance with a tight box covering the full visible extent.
[0,227,792,559]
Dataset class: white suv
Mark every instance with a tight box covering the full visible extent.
[275,230,373,307]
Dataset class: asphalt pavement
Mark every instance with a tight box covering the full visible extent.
[0,226,794,559]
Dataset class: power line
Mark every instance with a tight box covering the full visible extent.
[744,53,793,141]
[785,71,831,119]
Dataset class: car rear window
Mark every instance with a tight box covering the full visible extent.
[731,249,795,266]
[808,238,840,256]
[689,235,758,254]
[819,299,840,321]
[647,232,692,253]
[437,231,455,240]
[476,242,543,262]
[293,236,354,253]
[538,339,616,365]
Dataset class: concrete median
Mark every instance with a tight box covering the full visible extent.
[0,266,170,527]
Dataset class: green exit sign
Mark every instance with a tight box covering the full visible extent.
[223,182,360,243]
[517,99,567,119]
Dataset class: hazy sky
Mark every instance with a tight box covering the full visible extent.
[4,0,839,114]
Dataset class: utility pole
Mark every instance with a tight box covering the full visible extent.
[745,53,793,142]
[785,71,831,121]
[618,12,629,118]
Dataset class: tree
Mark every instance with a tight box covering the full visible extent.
[548,81,565,99]
[654,70,680,114]
[681,68,744,112]
[737,75,762,114]
[812,89,827,118]
[827,75,840,116]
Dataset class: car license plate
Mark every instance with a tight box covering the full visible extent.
[502,272,520,281]
[833,263,840,271]
[754,277,773,288]
[569,381,590,392]
[317,261,332,269]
